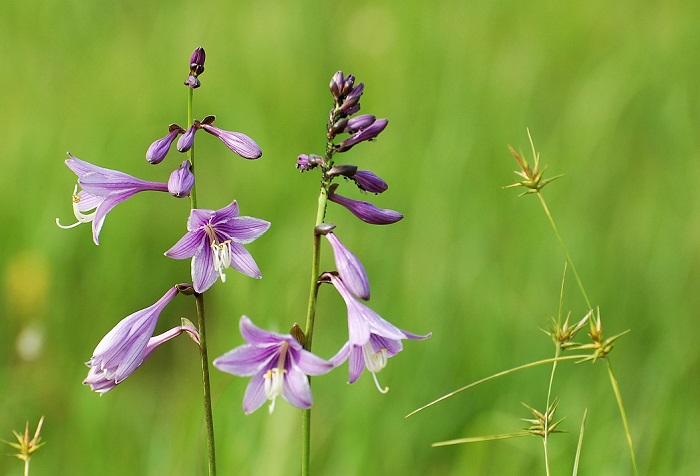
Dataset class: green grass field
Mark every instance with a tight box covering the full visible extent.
[2,0,699,474]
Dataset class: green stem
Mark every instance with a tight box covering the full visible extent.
[301,123,335,476]
[606,360,638,476]
[536,192,591,310]
[187,86,215,476]
[543,345,560,476]
[196,293,216,476]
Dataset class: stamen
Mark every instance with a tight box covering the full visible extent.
[56,185,97,228]
[263,342,290,414]
[362,342,389,393]
[205,224,233,282]
[371,371,389,394]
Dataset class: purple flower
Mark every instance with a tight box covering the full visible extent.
[328,187,403,225]
[165,200,270,293]
[336,118,388,152]
[83,287,196,394]
[56,154,171,245]
[344,114,376,134]
[324,273,430,392]
[168,160,195,197]
[323,231,370,300]
[351,170,388,194]
[146,125,185,164]
[213,316,334,414]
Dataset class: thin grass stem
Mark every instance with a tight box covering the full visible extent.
[606,360,638,476]
[572,409,588,476]
[433,431,531,447]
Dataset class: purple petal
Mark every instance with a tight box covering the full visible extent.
[168,160,195,198]
[347,346,365,384]
[177,125,197,152]
[336,118,387,152]
[210,200,240,225]
[146,128,182,164]
[218,216,271,244]
[164,229,204,259]
[228,242,262,279]
[191,243,219,293]
[329,342,352,367]
[213,344,277,376]
[294,349,334,376]
[239,315,287,346]
[282,362,313,409]
[325,232,370,300]
[92,192,138,245]
[188,208,215,230]
[242,371,268,414]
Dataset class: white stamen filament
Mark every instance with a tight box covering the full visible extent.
[362,342,389,394]
[56,185,97,229]
[263,342,289,414]
[205,225,233,282]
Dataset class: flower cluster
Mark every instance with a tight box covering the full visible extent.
[59,47,270,394]
[217,71,429,412]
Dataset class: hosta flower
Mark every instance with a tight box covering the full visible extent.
[165,200,270,293]
[324,273,430,392]
[328,186,403,225]
[213,316,333,414]
[56,154,171,245]
[335,118,388,152]
[83,287,198,394]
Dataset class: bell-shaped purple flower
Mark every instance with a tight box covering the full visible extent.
[168,160,195,198]
[328,186,403,225]
[56,154,171,245]
[323,231,370,300]
[83,286,193,394]
[164,200,270,293]
[336,118,388,152]
[213,316,334,414]
[324,273,430,392]
[146,125,185,164]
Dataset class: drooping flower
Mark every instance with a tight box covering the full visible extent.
[324,273,430,392]
[173,115,262,159]
[328,185,403,225]
[146,124,185,164]
[56,154,172,245]
[83,286,198,394]
[165,200,270,293]
[213,315,334,414]
[168,160,195,198]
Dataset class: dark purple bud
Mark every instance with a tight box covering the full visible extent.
[336,119,388,152]
[339,83,364,113]
[314,222,336,235]
[189,47,206,76]
[342,104,361,117]
[327,164,358,178]
[330,71,344,99]
[342,75,356,95]
[352,170,388,194]
[328,187,403,225]
[345,114,376,134]
[177,124,198,152]
[200,123,262,159]
[328,118,349,139]
[168,160,195,198]
[146,125,185,164]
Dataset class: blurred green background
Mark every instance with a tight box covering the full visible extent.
[1,0,698,474]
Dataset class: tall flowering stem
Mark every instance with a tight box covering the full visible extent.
[186,65,216,476]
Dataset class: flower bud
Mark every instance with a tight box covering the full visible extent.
[345,114,376,134]
[168,160,195,198]
[146,125,184,164]
[352,170,388,194]
[327,164,358,178]
[177,124,198,152]
[189,47,206,76]
[328,185,402,225]
[336,118,388,152]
